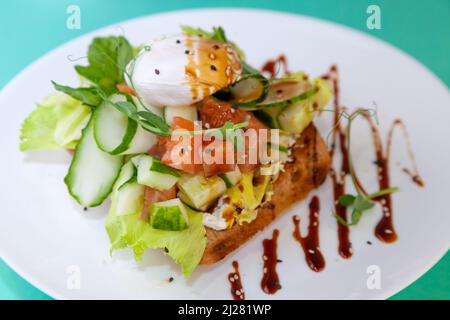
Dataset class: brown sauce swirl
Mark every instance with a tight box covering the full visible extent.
[293,196,325,272]
[228,261,245,300]
[261,229,282,294]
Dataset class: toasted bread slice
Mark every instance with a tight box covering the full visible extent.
[200,124,330,264]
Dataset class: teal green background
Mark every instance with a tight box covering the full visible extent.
[0,0,448,300]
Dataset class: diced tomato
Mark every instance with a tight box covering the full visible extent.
[156,110,266,176]
[198,97,267,130]
[202,138,236,177]
[160,117,203,174]
[116,83,135,96]
[141,186,177,221]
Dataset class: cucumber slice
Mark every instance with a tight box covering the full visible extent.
[113,181,145,216]
[113,160,137,191]
[65,118,124,207]
[132,155,180,190]
[278,100,315,134]
[229,74,269,106]
[121,125,157,155]
[164,105,198,125]
[149,198,189,231]
[218,166,242,188]
[93,94,137,155]
[253,107,281,129]
[177,174,227,211]
[255,80,318,109]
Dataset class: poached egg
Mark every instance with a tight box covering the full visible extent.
[126,34,242,108]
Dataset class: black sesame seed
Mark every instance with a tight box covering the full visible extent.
[169,277,174,283]
[373,159,383,166]
[176,39,181,44]
[276,89,283,94]
[164,247,169,253]
[367,241,372,245]
[185,50,190,54]
[277,259,283,263]
[154,69,160,75]
[83,207,88,211]
[213,44,220,50]
[210,65,217,71]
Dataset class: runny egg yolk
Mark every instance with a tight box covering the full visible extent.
[184,36,242,102]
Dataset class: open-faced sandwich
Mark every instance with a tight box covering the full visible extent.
[19,26,332,276]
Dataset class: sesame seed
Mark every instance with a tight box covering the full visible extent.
[234,274,238,280]
[263,267,268,273]
[83,207,88,211]
[313,222,318,227]
[308,249,315,254]
[213,44,220,50]
[154,69,160,75]
[168,277,174,282]
[384,229,393,234]
[263,255,268,261]
[210,65,217,71]
[209,53,216,60]
[225,65,231,77]
[367,241,372,245]
[184,50,190,54]
[235,290,241,295]
[204,123,210,129]
[176,39,181,44]
[229,277,234,282]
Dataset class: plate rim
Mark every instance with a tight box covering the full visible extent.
[0,7,449,300]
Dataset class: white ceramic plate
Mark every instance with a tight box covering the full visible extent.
[0,9,449,300]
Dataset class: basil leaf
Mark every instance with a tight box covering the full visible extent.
[114,101,138,117]
[338,194,356,207]
[136,111,170,133]
[353,195,375,211]
[335,214,349,227]
[350,209,363,225]
[75,36,133,94]
[52,81,102,107]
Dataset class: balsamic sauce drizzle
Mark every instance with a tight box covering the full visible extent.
[293,196,325,272]
[323,65,424,244]
[261,55,289,78]
[228,261,245,300]
[226,60,424,299]
[323,66,353,258]
[261,229,282,294]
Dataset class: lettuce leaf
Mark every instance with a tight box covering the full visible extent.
[75,36,133,95]
[20,92,91,151]
[105,203,206,277]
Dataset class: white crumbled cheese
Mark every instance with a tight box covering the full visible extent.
[202,212,227,230]
[260,162,282,176]
[202,196,234,230]
[279,134,299,149]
